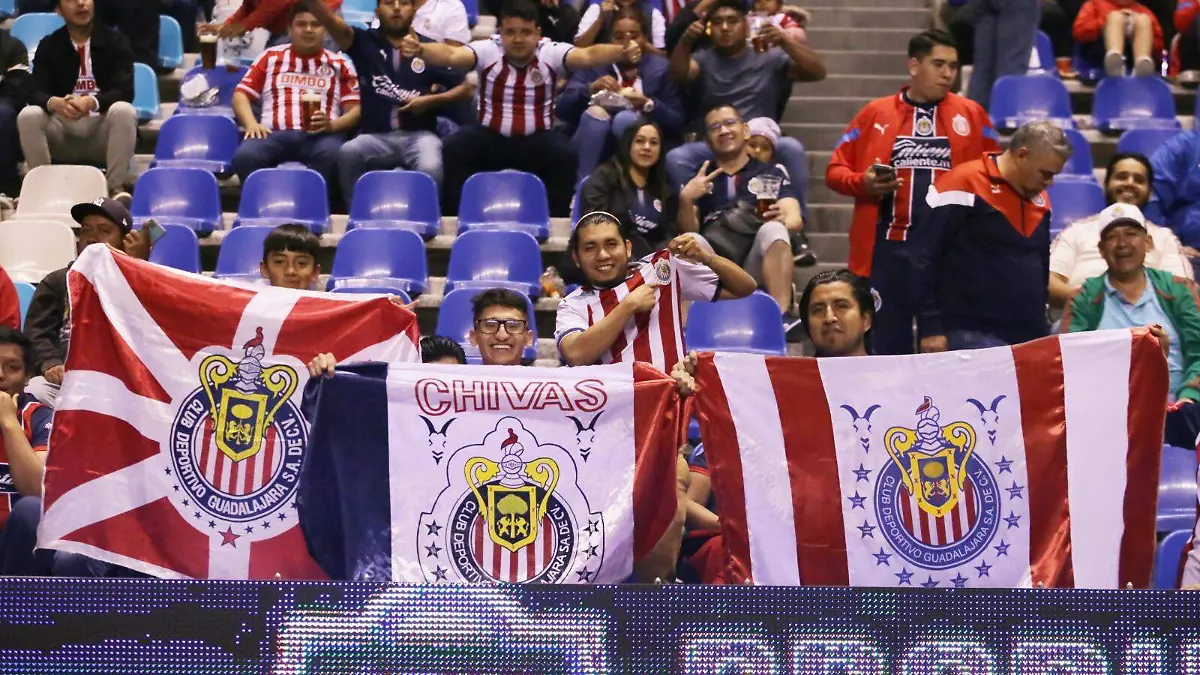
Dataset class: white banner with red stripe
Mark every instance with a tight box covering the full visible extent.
[694,329,1167,588]
[38,245,419,579]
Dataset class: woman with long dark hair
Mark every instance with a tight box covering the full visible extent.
[577,117,677,257]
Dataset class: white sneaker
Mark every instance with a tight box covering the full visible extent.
[1104,50,1126,77]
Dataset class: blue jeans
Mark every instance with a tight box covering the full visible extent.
[664,137,810,213]
[338,130,443,210]
[232,129,345,186]
[967,0,1039,112]
[947,329,1010,350]
[570,108,644,183]
[0,497,115,576]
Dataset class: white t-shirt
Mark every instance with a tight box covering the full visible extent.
[575,3,666,49]
[1050,212,1194,286]
[555,250,719,374]
[414,0,471,44]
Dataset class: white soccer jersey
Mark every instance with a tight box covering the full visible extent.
[555,250,719,373]
[469,36,572,137]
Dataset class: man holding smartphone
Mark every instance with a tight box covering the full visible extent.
[825,29,998,354]
[24,197,151,407]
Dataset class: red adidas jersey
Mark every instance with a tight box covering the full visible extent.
[826,89,1000,276]
[237,45,360,131]
[555,250,719,374]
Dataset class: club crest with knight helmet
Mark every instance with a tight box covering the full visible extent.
[418,417,604,584]
[873,397,1001,570]
[167,327,309,528]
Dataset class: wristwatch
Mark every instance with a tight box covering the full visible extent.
[642,99,655,114]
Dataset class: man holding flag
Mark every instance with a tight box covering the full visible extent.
[556,211,756,373]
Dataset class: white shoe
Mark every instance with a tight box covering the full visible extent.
[1104,50,1126,77]
[1133,57,1157,77]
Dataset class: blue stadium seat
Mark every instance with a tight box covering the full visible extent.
[685,291,787,356]
[1056,129,1098,182]
[214,226,273,283]
[1153,529,1191,589]
[458,171,551,241]
[158,16,184,70]
[1158,444,1198,532]
[1046,181,1105,235]
[1028,31,1055,76]
[1117,129,1179,157]
[435,287,538,363]
[175,66,247,117]
[133,63,160,122]
[151,115,239,175]
[341,0,375,26]
[571,176,587,225]
[10,13,63,53]
[346,170,440,239]
[445,230,543,298]
[14,281,34,328]
[233,167,331,234]
[329,288,412,304]
[132,167,223,235]
[327,228,428,295]
[147,223,201,274]
[462,0,479,27]
[687,417,700,444]
[0,0,15,19]
[1092,77,1181,132]
[988,75,1076,131]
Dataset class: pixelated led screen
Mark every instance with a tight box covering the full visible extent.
[3,580,1200,673]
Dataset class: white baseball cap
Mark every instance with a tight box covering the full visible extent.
[1098,202,1148,236]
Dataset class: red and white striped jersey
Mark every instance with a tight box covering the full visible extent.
[72,39,96,98]
[555,250,719,373]
[469,36,572,137]
[237,45,360,131]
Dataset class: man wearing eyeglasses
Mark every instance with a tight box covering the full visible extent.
[676,103,801,325]
[466,288,534,366]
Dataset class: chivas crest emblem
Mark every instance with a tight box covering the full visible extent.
[418,417,605,583]
[168,327,308,529]
[873,397,1001,571]
[199,328,297,462]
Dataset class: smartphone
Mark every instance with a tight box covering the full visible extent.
[871,163,897,181]
[143,219,167,245]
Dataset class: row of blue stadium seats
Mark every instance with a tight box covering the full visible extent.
[991,74,1184,133]
[132,165,553,239]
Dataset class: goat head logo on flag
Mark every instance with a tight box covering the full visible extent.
[419,417,605,584]
[875,396,1001,571]
[200,327,298,462]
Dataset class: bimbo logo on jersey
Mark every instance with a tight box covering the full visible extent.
[418,417,604,584]
[168,328,308,537]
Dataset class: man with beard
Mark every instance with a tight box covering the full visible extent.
[555,210,755,373]
[1050,152,1192,309]
[304,0,472,209]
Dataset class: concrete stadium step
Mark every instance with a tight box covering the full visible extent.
[806,232,849,262]
[807,179,854,205]
[784,122,853,152]
[799,73,909,99]
[834,0,930,7]
[803,203,852,234]
[806,27,917,52]
[805,6,930,30]
[782,96,875,124]
[822,50,910,76]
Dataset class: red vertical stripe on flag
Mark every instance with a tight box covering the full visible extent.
[693,355,753,582]
[658,273,681,372]
[1013,335,1074,587]
[1120,328,1169,587]
[630,362,682,560]
[473,515,484,567]
[766,357,849,585]
[933,511,948,545]
[492,541,502,579]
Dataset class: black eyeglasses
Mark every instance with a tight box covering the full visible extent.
[475,318,529,334]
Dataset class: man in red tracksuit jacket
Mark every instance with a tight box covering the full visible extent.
[826,29,999,355]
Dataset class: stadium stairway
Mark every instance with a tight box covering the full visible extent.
[783,0,931,290]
